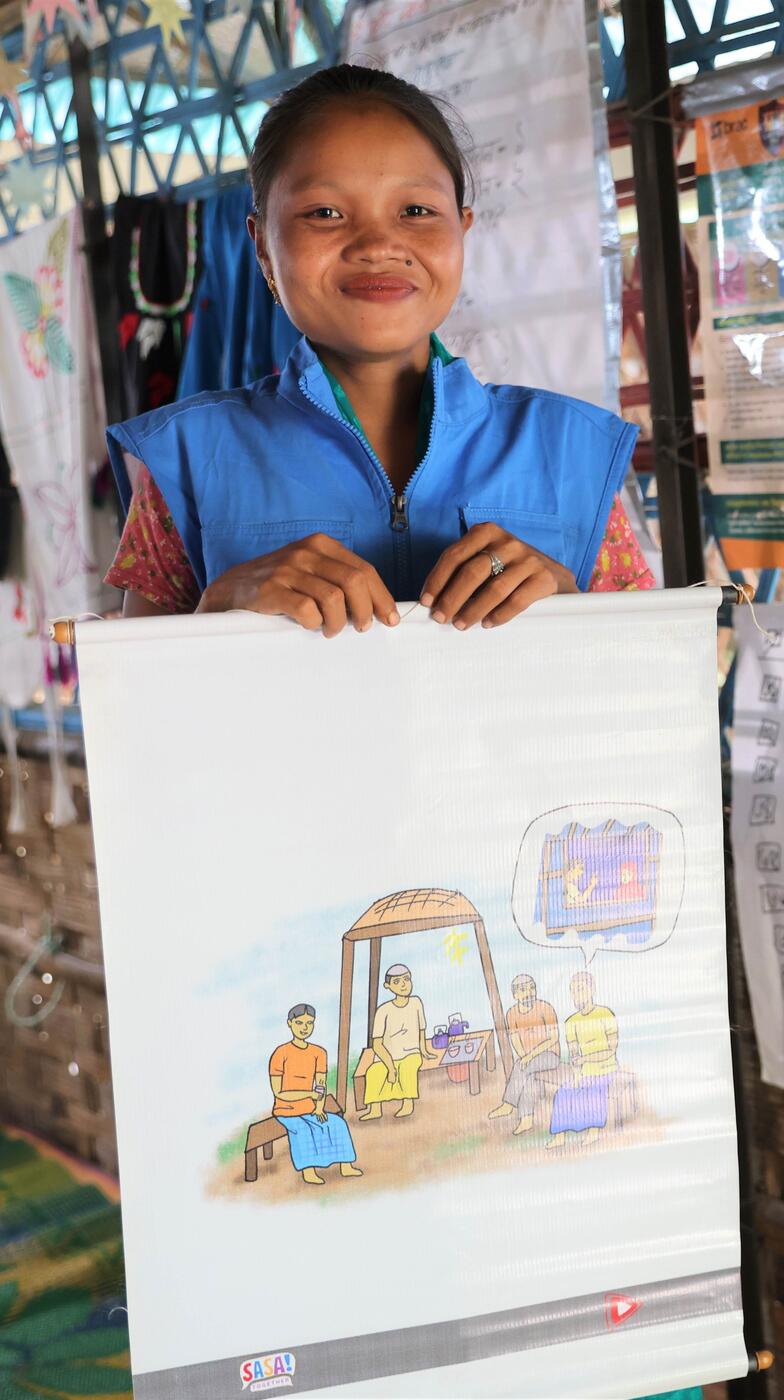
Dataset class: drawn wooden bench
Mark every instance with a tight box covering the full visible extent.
[244,1094,344,1182]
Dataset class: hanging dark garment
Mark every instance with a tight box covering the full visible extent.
[0,432,18,580]
[111,195,203,419]
[176,183,299,399]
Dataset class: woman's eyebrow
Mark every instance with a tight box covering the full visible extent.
[286,175,452,195]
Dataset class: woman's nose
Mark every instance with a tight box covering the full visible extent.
[345,222,409,263]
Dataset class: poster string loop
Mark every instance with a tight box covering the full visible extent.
[691,580,778,643]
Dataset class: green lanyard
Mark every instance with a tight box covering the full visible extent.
[321,334,454,468]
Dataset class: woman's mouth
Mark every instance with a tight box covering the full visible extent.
[341,276,417,302]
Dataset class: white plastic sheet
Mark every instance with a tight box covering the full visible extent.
[76,592,745,1398]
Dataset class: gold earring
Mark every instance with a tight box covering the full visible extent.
[265,272,281,306]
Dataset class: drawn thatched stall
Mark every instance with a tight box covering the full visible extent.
[335,888,513,1113]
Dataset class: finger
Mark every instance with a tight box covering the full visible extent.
[283,568,348,638]
[430,551,502,624]
[482,569,559,627]
[419,523,500,606]
[454,561,534,629]
[362,567,400,627]
[303,557,378,633]
[291,536,399,626]
[257,581,325,631]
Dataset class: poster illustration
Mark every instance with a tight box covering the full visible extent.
[76,593,745,1397]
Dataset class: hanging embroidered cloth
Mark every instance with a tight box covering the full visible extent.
[176,182,299,397]
[0,208,108,827]
[0,207,107,625]
[112,194,202,418]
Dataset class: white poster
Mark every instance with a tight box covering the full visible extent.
[346,0,617,408]
[76,592,745,1398]
[731,601,784,1089]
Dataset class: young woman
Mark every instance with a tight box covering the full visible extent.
[104,64,701,1400]
[105,64,654,624]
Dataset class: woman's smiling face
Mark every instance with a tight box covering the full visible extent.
[250,101,473,359]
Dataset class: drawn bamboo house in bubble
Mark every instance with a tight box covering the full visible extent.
[535,820,662,947]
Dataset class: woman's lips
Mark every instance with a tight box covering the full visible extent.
[341,276,417,302]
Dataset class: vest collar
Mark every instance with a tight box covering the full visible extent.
[278,334,488,429]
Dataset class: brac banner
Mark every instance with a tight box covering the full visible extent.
[76,591,745,1398]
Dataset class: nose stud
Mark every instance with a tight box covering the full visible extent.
[405,259,412,266]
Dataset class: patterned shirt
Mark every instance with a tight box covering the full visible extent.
[105,467,655,609]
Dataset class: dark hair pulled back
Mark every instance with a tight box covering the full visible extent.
[249,63,474,220]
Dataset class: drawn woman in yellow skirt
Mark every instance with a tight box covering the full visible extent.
[360,965,437,1120]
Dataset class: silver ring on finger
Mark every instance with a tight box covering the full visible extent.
[481,549,505,578]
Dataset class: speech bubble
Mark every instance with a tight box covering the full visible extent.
[511,803,685,965]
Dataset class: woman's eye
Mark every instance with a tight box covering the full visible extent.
[403,205,432,217]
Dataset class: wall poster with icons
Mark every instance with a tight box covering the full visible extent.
[687,68,784,568]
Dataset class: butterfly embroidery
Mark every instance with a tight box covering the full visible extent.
[4,230,74,380]
[33,462,95,587]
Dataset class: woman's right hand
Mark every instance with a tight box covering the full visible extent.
[196,533,400,639]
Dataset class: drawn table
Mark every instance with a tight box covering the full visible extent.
[353,1031,496,1111]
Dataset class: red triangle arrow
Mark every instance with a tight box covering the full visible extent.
[605,1293,641,1328]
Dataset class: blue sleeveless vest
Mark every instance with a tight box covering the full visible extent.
[106,335,638,600]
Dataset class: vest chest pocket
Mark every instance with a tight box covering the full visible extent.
[201,519,355,583]
[459,506,576,568]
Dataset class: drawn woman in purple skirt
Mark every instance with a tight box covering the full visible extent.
[547,972,618,1150]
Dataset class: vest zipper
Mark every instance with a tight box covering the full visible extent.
[391,493,408,531]
[297,357,441,599]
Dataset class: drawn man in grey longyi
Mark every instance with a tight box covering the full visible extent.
[488,974,560,1135]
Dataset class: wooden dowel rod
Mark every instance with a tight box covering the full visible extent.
[49,620,76,645]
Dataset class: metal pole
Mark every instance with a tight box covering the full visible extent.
[336,937,354,1112]
[66,34,124,431]
[622,0,704,587]
[275,0,292,67]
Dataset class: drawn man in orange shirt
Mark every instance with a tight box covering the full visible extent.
[269,1004,363,1186]
[488,975,560,1135]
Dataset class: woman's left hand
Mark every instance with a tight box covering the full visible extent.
[420,523,578,629]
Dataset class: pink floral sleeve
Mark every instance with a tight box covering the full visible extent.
[105,465,200,612]
[587,494,656,592]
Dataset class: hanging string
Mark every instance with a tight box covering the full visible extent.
[4,914,65,1028]
[397,601,424,623]
[626,90,684,128]
[690,579,778,643]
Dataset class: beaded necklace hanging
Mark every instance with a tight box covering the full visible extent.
[128,201,198,318]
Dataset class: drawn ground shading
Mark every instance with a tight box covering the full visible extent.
[207,1062,664,1203]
